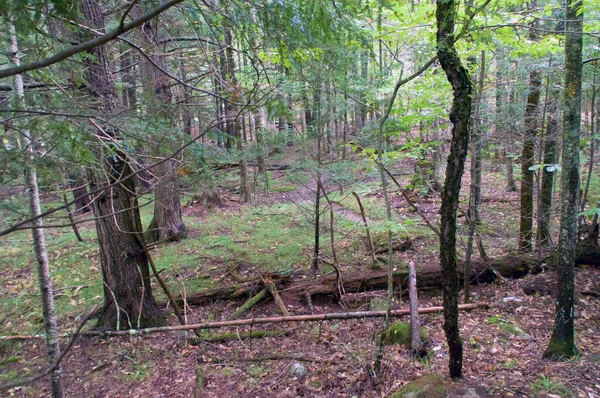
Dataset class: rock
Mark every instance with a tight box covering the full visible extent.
[385,321,428,347]
[502,296,522,303]
[391,374,483,398]
[289,362,307,378]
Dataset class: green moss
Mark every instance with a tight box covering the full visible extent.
[542,337,580,360]
[487,316,528,337]
[271,185,296,193]
[391,374,447,398]
[385,321,429,347]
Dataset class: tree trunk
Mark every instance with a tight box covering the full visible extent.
[69,173,92,215]
[145,160,187,243]
[543,0,582,359]
[538,114,557,247]
[519,70,541,252]
[465,50,485,304]
[10,22,64,398]
[436,0,473,379]
[134,6,186,242]
[80,0,164,329]
[222,14,249,202]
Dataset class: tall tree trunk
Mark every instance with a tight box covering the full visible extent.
[465,50,485,304]
[519,70,540,252]
[538,113,557,247]
[543,0,582,360]
[9,21,64,398]
[121,49,137,110]
[519,11,541,252]
[222,16,249,203]
[135,8,186,242]
[436,0,473,379]
[80,0,164,329]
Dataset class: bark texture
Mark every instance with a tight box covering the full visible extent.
[135,5,186,243]
[543,0,582,359]
[436,0,473,378]
[519,71,541,252]
[10,22,64,397]
[81,0,164,329]
[538,114,557,247]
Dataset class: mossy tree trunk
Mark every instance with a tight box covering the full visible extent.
[436,0,473,379]
[543,0,582,360]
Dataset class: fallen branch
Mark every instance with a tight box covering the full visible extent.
[229,288,268,320]
[0,305,97,392]
[82,302,489,337]
[190,330,289,344]
[262,275,297,327]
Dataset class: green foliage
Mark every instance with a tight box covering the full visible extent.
[531,376,572,397]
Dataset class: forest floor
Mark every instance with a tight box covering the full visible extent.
[1,158,600,397]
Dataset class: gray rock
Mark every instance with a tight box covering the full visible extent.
[289,362,307,378]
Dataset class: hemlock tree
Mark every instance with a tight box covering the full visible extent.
[543,0,583,359]
[80,0,165,329]
[436,0,473,379]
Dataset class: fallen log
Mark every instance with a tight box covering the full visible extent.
[176,274,292,306]
[291,253,537,300]
[373,238,412,255]
[83,302,489,337]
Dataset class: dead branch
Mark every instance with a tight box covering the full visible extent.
[82,302,489,337]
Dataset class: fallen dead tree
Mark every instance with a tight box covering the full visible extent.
[82,302,489,337]
[290,253,537,300]
[173,254,538,307]
[176,274,292,306]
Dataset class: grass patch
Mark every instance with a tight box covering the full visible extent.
[531,376,572,397]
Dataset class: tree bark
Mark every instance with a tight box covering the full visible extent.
[543,0,582,359]
[80,0,164,329]
[519,70,540,252]
[134,6,186,243]
[10,21,64,398]
[538,114,557,247]
[465,50,485,304]
[436,0,473,379]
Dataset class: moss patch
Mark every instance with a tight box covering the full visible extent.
[391,374,447,398]
[487,316,529,337]
[385,321,429,346]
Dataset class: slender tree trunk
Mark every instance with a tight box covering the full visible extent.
[465,51,485,304]
[80,0,164,329]
[222,20,249,203]
[408,261,423,357]
[519,12,541,252]
[10,22,64,398]
[519,70,540,252]
[543,0,582,360]
[436,0,473,378]
[538,114,557,247]
[121,49,137,110]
